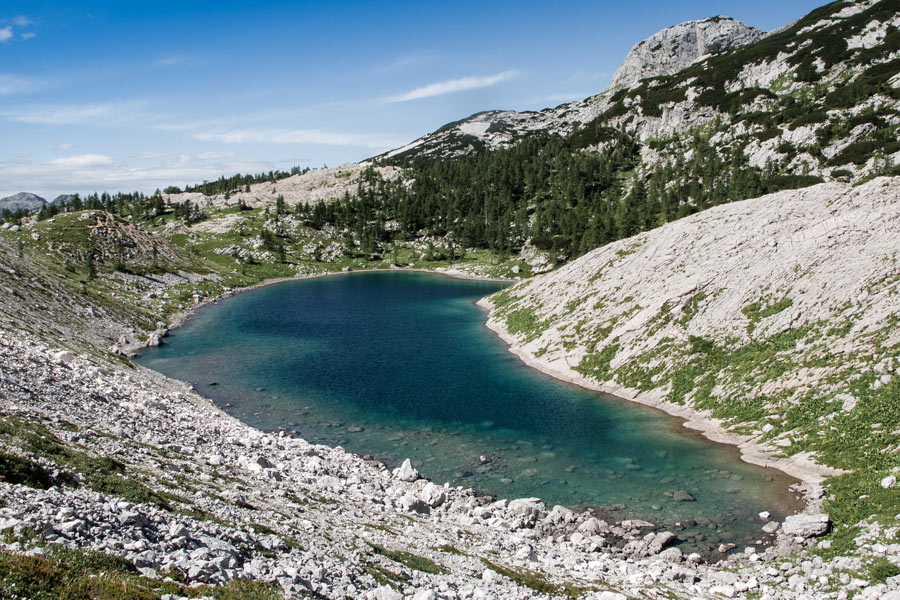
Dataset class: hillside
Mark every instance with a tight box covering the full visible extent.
[482,176,900,538]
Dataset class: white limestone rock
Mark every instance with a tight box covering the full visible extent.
[782,513,831,538]
[395,458,419,482]
[610,17,764,89]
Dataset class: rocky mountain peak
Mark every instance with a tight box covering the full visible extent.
[609,16,764,89]
[0,192,47,213]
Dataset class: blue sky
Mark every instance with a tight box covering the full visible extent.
[1,0,826,199]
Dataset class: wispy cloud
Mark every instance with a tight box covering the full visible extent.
[197,151,235,159]
[0,101,165,126]
[11,16,32,27]
[153,55,188,67]
[0,27,12,43]
[193,128,405,149]
[21,32,35,40]
[0,153,281,199]
[388,70,518,102]
[0,74,51,95]
[58,142,72,150]
[375,51,436,74]
[48,154,116,168]
[134,151,168,160]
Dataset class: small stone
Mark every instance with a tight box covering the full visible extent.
[881,475,897,489]
[762,521,780,534]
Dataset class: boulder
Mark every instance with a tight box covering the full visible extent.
[418,482,447,508]
[52,350,75,364]
[782,513,830,538]
[514,544,536,561]
[578,517,608,535]
[649,531,677,553]
[507,497,545,519]
[881,475,897,489]
[621,519,655,530]
[373,585,402,600]
[397,493,429,514]
[545,505,575,524]
[395,458,419,482]
[658,547,683,562]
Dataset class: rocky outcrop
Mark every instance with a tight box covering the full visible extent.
[609,17,764,89]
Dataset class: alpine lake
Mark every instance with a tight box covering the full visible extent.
[137,271,802,555]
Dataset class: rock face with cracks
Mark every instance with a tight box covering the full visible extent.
[609,16,764,89]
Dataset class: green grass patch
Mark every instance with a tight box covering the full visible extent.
[0,546,283,600]
[480,558,590,598]
[0,413,185,511]
[368,544,448,575]
[0,450,54,489]
[742,296,793,333]
[575,341,620,381]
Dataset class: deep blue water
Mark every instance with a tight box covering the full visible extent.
[137,271,800,553]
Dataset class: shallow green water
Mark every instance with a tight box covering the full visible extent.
[137,271,800,553]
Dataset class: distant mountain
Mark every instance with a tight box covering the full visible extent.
[0,192,47,213]
[51,194,77,206]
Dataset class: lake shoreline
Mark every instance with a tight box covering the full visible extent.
[165,265,513,331]
[159,265,832,519]
[476,296,843,513]
[151,267,821,524]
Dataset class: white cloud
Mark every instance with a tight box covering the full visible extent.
[197,151,236,159]
[11,16,32,27]
[0,153,281,199]
[0,74,51,95]
[388,70,517,102]
[48,154,116,168]
[21,32,35,40]
[0,101,161,126]
[0,27,13,43]
[193,128,405,149]
[134,152,168,159]
[58,142,72,150]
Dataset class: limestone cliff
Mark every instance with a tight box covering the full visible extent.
[609,17,763,89]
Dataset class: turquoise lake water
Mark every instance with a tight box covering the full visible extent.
[137,271,800,554]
